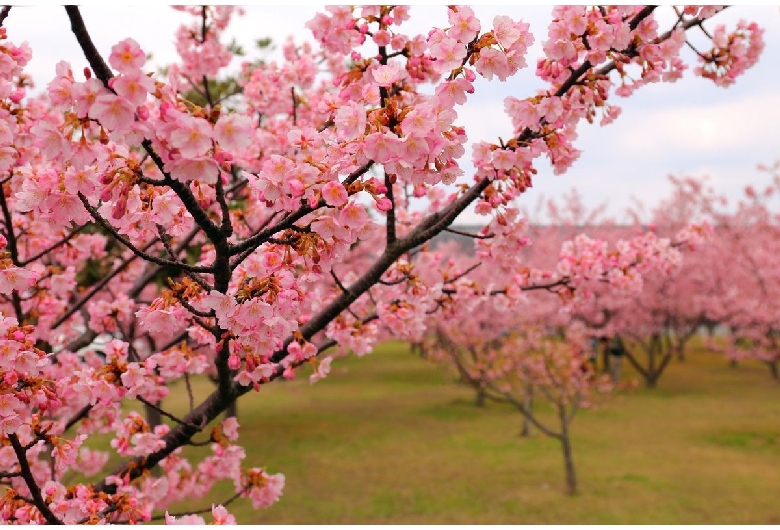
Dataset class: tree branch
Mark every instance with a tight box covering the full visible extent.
[9,434,63,524]
[50,239,157,330]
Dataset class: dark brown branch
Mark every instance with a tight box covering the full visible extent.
[136,396,203,430]
[595,9,723,80]
[443,227,494,239]
[92,313,378,494]
[444,262,482,284]
[623,349,650,380]
[329,269,352,297]
[184,372,195,413]
[64,6,113,84]
[128,226,204,298]
[384,170,396,244]
[0,183,25,321]
[155,224,212,291]
[64,404,93,432]
[62,329,98,354]
[0,6,11,27]
[50,239,157,330]
[0,180,20,266]
[19,224,89,266]
[484,379,559,439]
[9,434,63,524]
[78,194,211,273]
[148,487,250,522]
[156,330,190,353]
[440,276,569,296]
[200,6,210,47]
[229,161,374,257]
[377,273,410,286]
[215,175,233,239]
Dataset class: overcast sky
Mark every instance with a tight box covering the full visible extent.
[5,5,780,223]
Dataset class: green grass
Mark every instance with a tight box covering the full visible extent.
[121,341,780,524]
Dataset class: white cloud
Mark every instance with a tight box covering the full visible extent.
[605,90,780,157]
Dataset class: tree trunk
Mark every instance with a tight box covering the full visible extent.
[609,355,622,384]
[647,339,656,383]
[676,342,685,362]
[519,384,533,437]
[769,361,779,381]
[729,359,739,368]
[475,387,486,408]
[559,428,577,495]
[602,348,611,374]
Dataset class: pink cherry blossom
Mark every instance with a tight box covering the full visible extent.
[109,38,147,73]
[214,113,253,152]
[321,181,349,207]
[372,63,405,87]
[89,93,136,132]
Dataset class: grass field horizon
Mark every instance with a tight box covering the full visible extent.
[150,340,780,524]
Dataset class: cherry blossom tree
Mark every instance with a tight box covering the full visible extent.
[550,176,732,387]
[606,172,780,383]
[0,5,765,524]
[426,321,611,496]
[697,165,780,379]
[421,181,716,493]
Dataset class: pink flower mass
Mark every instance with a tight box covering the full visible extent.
[0,4,771,525]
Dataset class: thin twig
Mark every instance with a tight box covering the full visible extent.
[148,487,250,521]
[136,396,203,430]
[184,372,195,413]
[443,227,495,240]
[20,224,89,266]
[50,239,157,330]
[78,193,211,273]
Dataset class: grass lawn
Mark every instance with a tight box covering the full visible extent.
[131,341,780,523]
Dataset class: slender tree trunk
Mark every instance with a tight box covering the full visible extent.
[559,418,577,495]
[624,351,649,386]
[647,337,656,385]
[729,359,739,369]
[475,387,486,408]
[676,341,685,362]
[647,374,658,388]
[411,341,426,359]
[610,355,622,384]
[769,361,779,381]
[519,384,533,437]
[602,348,611,374]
